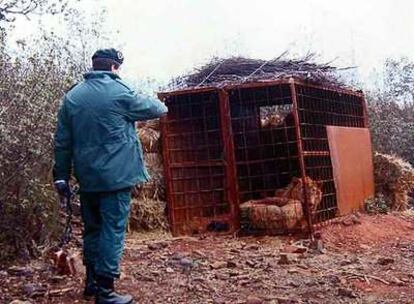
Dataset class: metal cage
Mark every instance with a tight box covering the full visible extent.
[159,78,372,236]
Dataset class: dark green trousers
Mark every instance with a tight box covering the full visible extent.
[80,188,131,278]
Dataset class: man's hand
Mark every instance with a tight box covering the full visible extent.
[54,180,71,208]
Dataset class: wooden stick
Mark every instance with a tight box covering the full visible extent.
[343,271,389,285]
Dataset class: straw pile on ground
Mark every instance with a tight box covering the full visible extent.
[374,152,414,210]
[129,120,169,231]
[170,53,351,89]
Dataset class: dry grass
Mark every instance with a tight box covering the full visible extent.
[137,119,161,153]
[129,198,168,231]
[374,152,414,210]
[170,53,351,89]
[131,121,168,231]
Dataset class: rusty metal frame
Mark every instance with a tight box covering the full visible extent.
[294,81,367,227]
[361,94,369,128]
[289,80,314,235]
[158,104,176,234]
[158,90,238,235]
[218,89,240,232]
[158,78,370,236]
[158,87,216,99]
[159,78,364,99]
[226,83,300,203]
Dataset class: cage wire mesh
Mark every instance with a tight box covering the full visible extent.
[160,79,368,236]
[161,91,233,235]
[295,84,366,226]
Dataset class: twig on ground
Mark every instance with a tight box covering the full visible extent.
[343,271,390,285]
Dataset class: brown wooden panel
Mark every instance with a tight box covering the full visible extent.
[327,126,374,216]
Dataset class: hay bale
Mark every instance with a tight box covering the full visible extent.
[143,153,165,200]
[135,179,166,202]
[137,119,160,131]
[138,128,160,153]
[137,119,161,153]
[240,200,304,231]
[130,123,168,231]
[374,152,414,210]
[132,153,165,201]
[144,152,163,174]
[129,198,168,231]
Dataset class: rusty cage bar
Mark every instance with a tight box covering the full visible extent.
[159,78,369,236]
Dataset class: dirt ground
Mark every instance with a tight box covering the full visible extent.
[2,212,414,304]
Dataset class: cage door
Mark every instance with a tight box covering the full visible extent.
[161,91,237,235]
[327,126,375,215]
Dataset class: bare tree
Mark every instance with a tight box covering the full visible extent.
[383,57,414,104]
[0,0,109,261]
[0,0,68,22]
[367,57,414,165]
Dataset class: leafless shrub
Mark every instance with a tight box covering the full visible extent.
[367,57,414,166]
[368,98,413,165]
[0,0,69,23]
[0,3,109,260]
[0,32,83,260]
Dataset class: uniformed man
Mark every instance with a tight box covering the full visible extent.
[53,48,168,304]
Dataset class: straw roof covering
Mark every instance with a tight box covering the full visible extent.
[170,53,352,89]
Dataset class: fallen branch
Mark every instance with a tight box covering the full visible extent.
[49,287,74,296]
[343,271,390,285]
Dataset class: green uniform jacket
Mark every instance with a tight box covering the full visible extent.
[53,71,168,192]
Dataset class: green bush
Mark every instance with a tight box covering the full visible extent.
[365,194,390,214]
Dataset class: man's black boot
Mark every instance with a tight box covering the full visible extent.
[95,275,133,304]
[83,265,98,299]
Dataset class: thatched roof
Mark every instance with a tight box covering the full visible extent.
[169,53,353,90]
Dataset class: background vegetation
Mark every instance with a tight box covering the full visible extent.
[367,58,414,165]
[0,0,413,261]
[0,0,110,260]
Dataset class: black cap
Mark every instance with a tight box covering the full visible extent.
[92,48,124,65]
